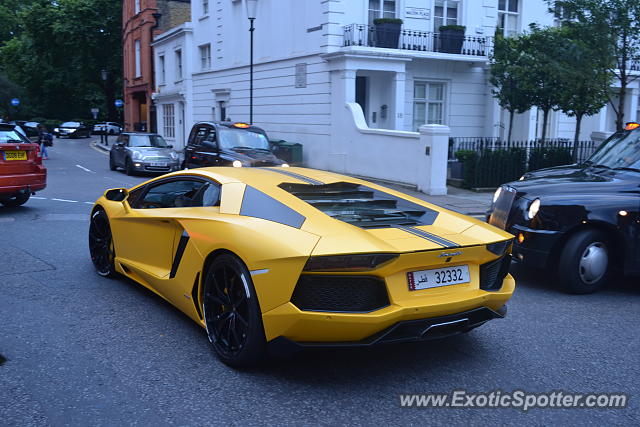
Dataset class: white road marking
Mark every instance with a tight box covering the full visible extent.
[0,217,16,223]
[76,164,94,173]
[84,202,94,205]
[31,196,47,200]
[51,198,78,203]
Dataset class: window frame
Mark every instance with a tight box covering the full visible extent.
[497,0,520,37]
[134,39,141,78]
[367,0,397,26]
[175,49,183,81]
[162,103,175,139]
[128,176,222,210]
[412,80,448,130]
[134,0,140,14]
[158,54,166,85]
[434,0,460,32]
[202,0,209,16]
[199,44,211,71]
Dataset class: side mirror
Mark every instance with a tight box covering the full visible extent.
[167,144,173,149]
[104,188,129,202]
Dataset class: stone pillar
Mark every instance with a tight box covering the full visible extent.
[418,124,450,195]
[393,71,406,131]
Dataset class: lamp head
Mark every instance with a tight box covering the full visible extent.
[246,0,258,19]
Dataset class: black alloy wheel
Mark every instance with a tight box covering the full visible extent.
[109,154,117,171]
[0,192,30,207]
[89,209,116,277]
[203,254,266,367]
[125,158,134,176]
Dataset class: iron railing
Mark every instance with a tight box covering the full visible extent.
[448,137,602,188]
[343,24,493,57]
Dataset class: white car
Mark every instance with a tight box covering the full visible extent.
[93,122,122,135]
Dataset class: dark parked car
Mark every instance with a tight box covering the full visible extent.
[487,123,640,294]
[110,132,180,175]
[183,121,287,169]
[54,121,91,138]
[0,123,46,207]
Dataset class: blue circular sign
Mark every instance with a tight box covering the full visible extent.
[10,98,20,106]
[114,99,124,108]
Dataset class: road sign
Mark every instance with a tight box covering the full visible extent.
[114,99,124,108]
[10,98,20,106]
[91,108,99,119]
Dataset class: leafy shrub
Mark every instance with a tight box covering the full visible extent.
[528,146,573,171]
[456,148,526,188]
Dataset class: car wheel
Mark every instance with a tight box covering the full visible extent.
[558,229,611,294]
[89,209,117,277]
[109,154,117,171]
[0,192,30,207]
[125,158,134,176]
[203,253,267,368]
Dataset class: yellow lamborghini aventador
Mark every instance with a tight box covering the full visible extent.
[89,167,515,367]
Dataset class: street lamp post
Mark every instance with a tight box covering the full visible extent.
[100,69,108,146]
[246,0,258,125]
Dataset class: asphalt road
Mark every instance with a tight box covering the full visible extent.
[1,137,638,426]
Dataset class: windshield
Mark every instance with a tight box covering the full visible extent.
[587,130,640,170]
[129,134,169,148]
[218,128,269,151]
[61,122,80,127]
[0,129,30,144]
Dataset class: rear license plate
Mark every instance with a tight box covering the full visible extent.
[407,265,470,291]
[4,150,27,161]
[149,162,168,167]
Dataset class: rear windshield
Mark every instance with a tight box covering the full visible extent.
[61,122,80,127]
[279,182,438,228]
[0,129,30,144]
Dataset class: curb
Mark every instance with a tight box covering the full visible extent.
[92,141,109,152]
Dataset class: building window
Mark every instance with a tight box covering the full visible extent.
[498,0,519,37]
[163,104,175,138]
[368,0,396,26]
[175,49,182,80]
[134,39,141,77]
[202,0,209,15]
[434,0,459,31]
[413,81,446,130]
[135,0,140,14]
[158,55,165,85]
[199,44,211,71]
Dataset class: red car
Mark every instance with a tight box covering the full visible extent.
[0,123,46,207]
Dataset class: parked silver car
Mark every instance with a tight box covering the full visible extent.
[109,133,180,175]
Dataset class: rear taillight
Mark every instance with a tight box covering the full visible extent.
[302,253,398,272]
[34,145,42,164]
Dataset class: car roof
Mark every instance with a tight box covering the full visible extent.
[194,121,267,134]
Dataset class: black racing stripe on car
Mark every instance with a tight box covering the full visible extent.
[260,168,324,185]
[395,225,460,248]
[191,272,203,320]
[240,185,306,228]
[170,230,190,279]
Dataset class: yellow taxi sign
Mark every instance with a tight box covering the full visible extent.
[624,122,639,130]
[233,122,251,129]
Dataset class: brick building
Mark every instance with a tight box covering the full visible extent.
[122,0,190,132]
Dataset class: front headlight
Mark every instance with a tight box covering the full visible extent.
[170,152,178,160]
[54,127,59,132]
[492,187,502,204]
[528,198,541,220]
[281,163,290,168]
[132,151,142,160]
[68,128,76,133]
[519,175,525,181]
[232,160,243,168]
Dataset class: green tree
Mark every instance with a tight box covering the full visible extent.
[490,34,533,143]
[554,25,612,146]
[551,0,640,131]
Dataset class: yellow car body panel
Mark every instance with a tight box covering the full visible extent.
[93,167,515,346]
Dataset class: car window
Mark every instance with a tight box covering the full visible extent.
[133,179,220,209]
[129,134,168,148]
[0,129,30,144]
[192,126,212,146]
[218,128,269,150]
[61,122,80,127]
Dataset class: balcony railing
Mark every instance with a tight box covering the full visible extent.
[343,24,493,57]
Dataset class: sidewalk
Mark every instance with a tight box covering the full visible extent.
[91,137,492,217]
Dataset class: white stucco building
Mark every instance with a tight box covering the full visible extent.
[151,0,640,185]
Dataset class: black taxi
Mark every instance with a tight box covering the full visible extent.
[488,123,640,294]
[183,122,288,169]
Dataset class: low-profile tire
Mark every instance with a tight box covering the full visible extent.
[558,229,611,294]
[109,154,117,171]
[125,158,134,176]
[0,192,30,207]
[89,209,117,277]
[203,253,267,368]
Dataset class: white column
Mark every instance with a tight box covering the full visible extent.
[342,69,356,103]
[627,87,639,122]
[393,71,406,131]
[418,124,450,195]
